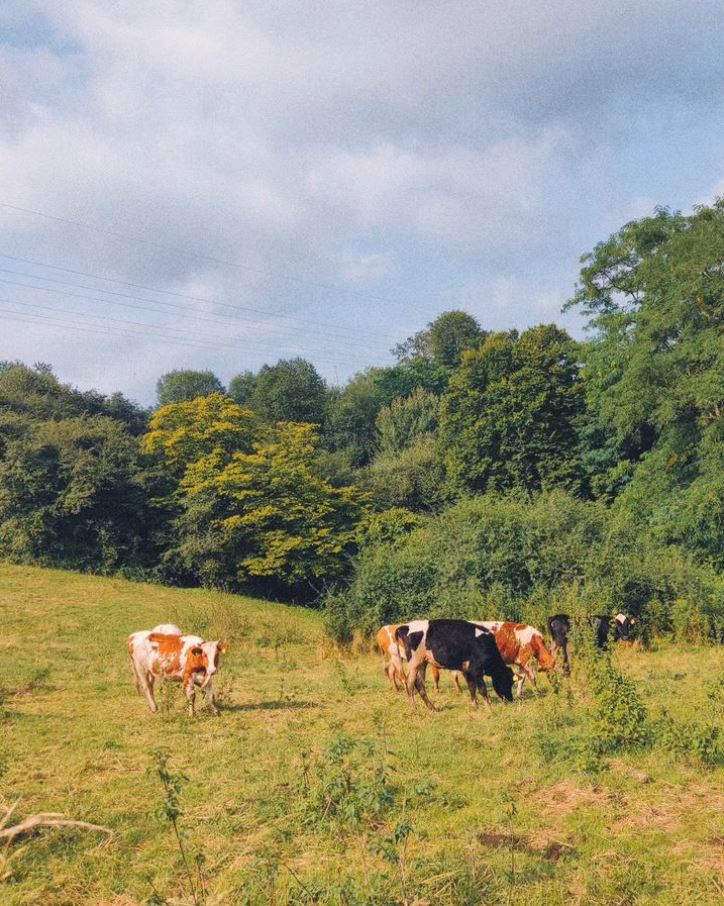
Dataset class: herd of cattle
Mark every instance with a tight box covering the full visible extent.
[127,612,636,716]
[377,613,636,712]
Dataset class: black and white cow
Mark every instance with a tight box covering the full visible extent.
[395,619,514,712]
[548,612,636,671]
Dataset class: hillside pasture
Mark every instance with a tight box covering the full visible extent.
[0,565,722,905]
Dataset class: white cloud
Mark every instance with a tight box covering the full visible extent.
[1,0,724,400]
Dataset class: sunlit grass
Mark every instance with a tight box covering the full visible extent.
[0,564,721,905]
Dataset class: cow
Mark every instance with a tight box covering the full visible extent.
[396,619,514,712]
[472,621,558,696]
[548,614,572,672]
[548,612,636,670]
[376,623,461,693]
[128,627,229,716]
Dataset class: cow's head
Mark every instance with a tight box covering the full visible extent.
[491,663,515,702]
[198,640,229,687]
[614,613,635,642]
[530,632,559,672]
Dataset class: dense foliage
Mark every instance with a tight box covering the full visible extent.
[0,203,721,620]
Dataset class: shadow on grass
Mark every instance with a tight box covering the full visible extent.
[222,699,320,712]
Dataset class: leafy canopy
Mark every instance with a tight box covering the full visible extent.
[156,369,225,407]
[440,325,584,494]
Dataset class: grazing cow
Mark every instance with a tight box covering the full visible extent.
[548,612,636,670]
[128,628,229,716]
[472,621,557,696]
[396,619,514,711]
[376,624,457,693]
[548,614,572,672]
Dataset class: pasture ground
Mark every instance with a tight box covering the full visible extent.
[0,564,722,905]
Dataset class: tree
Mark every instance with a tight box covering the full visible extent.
[174,422,365,592]
[323,372,384,466]
[394,310,483,368]
[156,370,224,407]
[142,393,259,477]
[363,434,449,512]
[0,415,155,571]
[228,370,257,406]
[248,358,327,425]
[323,364,446,467]
[376,388,440,455]
[440,325,585,494]
[0,362,147,432]
[568,201,724,564]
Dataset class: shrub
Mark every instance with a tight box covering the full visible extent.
[588,659,650,752]
[652,710,723,768]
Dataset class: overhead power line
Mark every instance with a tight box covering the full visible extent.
[0,261,397,350]
[0,274,379,365]
[0,200,406,314]
[0,296,376,368]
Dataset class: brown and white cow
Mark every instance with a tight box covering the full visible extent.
[471,621,557,696]
[128,625,229,716]
[376,624,458,693]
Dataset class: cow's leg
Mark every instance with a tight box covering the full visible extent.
[453,671,463,694]
[407,657,436,712]
[515,668,526,697]
[431,664,441,692]
[388,653,404,692]
[562,640,570,673]
[462,671,478,708]
[384,660,396,690]
[129,656,143,695]
[471,664,492,709]
[185,680,196,717]
[416,662,436,712]
[142,672,158,713]
[204,679,220,715]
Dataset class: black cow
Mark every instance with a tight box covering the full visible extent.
[548,612,636,671]
[396,619,514,712]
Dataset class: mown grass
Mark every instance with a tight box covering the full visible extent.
[0,564,722,905]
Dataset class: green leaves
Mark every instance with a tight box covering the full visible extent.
[144,408,366,592]
[440,325,584,495]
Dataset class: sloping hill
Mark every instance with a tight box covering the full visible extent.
[0,565,721,905]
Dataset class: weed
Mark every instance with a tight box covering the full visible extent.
[331,658,362,696]
[151,749,207,906]
[652,710,723,767]
[299,734,394,831]
[371,819,412,905]
[587,656,650,752]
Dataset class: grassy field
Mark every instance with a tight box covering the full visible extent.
[0,564,722,905]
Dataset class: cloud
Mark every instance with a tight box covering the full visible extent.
[1,1,724,401]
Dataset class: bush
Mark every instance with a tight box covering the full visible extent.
[652,711,722,768]
[588,660,650,751]
[331,488,724,642]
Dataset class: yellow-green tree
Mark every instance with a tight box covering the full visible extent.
[182,422,365,588]
[143,397,365,592]
[142,393,260,476]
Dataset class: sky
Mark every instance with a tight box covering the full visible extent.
[2,1,724,405]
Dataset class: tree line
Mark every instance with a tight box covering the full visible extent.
[0,203,721,636]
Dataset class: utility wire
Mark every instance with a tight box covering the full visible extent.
[0,200,406,312]
[0,262,396,349]
[0,297,374,367]
[0,279,377,365]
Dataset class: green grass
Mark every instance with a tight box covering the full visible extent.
[0,564,722,905]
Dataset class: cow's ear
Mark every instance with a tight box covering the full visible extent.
[190,646,203,656]
[220,643,229,654]
[630,618,637,624]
